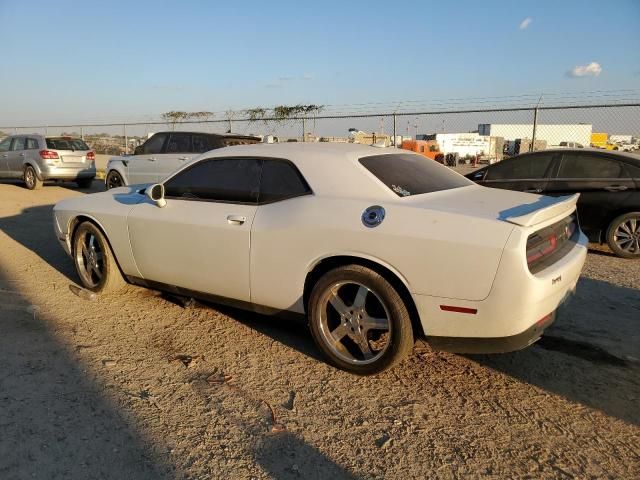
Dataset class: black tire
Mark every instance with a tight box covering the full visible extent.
[606,212,640,259]
[76,178,93,189]
[308,265,414,375]
[105,170,124,190]
[72,221,126,294]
[24,165,43,190]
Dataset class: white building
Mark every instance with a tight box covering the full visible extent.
[435,133,491,157]
[478,123,592,147]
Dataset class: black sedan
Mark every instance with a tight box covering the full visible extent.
[466,149,640,258]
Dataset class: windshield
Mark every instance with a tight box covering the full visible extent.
[359,153,472,197]
[46,138,90,151]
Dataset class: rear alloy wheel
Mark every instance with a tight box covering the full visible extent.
[106,170,124,190]
[607,212,640,259]
[24,165,43,190]
[309,265,414,374]
[72,222,125,293]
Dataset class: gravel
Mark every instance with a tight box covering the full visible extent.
[0,180,638,479]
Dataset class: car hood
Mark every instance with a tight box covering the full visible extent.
[402,184,556,225]
[54,184,148,213]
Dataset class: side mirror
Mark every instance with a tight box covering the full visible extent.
[146,183,166,208]
[134,145,143,155]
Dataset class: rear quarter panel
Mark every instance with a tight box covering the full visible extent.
[250,195,514,313]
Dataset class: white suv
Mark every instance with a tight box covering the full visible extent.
[105,131,260,189]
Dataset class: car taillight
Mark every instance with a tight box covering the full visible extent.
[526,214,577,271]
[527,234,558,265]
[39,150,59,159]
[86,151,95,161]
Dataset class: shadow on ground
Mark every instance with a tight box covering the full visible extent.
[0,269,173,479]
[469,276,640,426]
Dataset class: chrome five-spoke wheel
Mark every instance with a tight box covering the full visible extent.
[72,222,126,293]
[74,230,105,289]
[309,265,414,374]
[319,281,392,365]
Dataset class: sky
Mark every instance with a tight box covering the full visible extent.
[0,0,639,126]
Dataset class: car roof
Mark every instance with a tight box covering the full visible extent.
[509,148,640,166]
[154,131,259,139]
[196,142,414,199]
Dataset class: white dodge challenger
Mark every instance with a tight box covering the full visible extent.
[53,143,587,374]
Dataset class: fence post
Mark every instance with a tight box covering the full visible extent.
[531,107,539,152]
[302,117,306,142]
[80,126,84,140]
[123,124,128,155]
[393,113,397,147]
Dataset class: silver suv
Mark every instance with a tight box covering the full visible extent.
[0,134,96,189]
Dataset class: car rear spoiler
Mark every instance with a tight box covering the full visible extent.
[501,194,580,227]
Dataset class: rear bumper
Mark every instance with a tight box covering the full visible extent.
[414,229,587,352]
[40,164,96,180]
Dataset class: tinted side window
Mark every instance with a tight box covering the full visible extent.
[558,154,628,179]
[259,160,311,203]
[166,133,192,153]
[164,158,262,203]
[485,154,553,180]
[623,163,640,179]
[192,134,218,153]
[142,133,167,154]
[359,153,471,197]
[10,137,25,151]
[0,137,11,152]
[26,138,39,149]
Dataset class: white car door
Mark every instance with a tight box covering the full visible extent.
[126,133,168,184]
[156,132,197,181]
[126,157,262,302]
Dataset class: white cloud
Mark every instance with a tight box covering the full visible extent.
[302,73,314,80]
[519,17,532,30]
[568,62,603,78]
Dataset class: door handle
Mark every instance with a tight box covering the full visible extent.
[524,188,542,193]
[604,185,628,192]
[226,215,246,225]
[178,156,189,161]
[148,157,156,162]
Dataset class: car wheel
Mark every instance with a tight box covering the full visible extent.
[24,165,43,190]
[606,212,640,259]
[106,170,124,190]
[76,178,93,189]
[72,221,126,293]
[308,265,414,374]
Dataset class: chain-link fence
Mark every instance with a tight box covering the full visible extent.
[2,104,639,167]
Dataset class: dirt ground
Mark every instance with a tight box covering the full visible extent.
[0,180,638,480]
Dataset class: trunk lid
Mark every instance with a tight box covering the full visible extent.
[403,185,578,227]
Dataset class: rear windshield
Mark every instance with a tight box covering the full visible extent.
[46,138,90,151]
[359,153,472,197]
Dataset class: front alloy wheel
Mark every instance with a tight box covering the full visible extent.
[106,170,124,190]
[607,212,640,258]
[73,222,125,293]
[309,265,414,374]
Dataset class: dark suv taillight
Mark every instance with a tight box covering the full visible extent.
[86,151,95,161]
[527,214,577,273]
[39,149,59,159]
